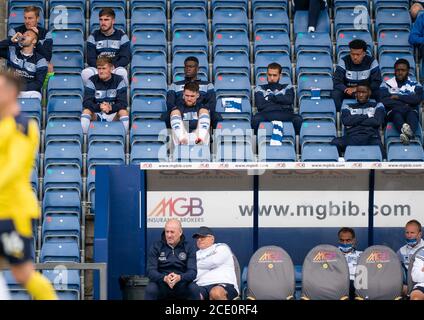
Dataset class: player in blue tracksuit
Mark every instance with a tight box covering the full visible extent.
[81,56,129,133]
[331,83,386,157]
[252,62,303,135]
[332,39,382,111]
[82,8,130,85]
[145,219,200,300]
[8,6,52,65]
[380,58,423,145]
[165,56,221,127]
[0,30,47,100]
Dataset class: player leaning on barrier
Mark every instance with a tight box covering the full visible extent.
[145,219,200,300]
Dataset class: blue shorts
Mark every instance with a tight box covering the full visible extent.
[0,219,34,265]
[199,283,239,300]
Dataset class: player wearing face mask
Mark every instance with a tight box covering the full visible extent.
[397,220,424,272]
[338,227,362,300]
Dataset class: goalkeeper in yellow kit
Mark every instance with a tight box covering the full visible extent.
[0,71,57,300]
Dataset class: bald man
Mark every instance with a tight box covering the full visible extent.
[145,219,200,300]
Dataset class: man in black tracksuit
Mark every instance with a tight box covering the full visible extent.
[145,219,200,300]
[331,84,386,157]
[332,39,382,111]
[252,62,302,134]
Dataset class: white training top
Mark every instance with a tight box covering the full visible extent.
[344,249,363,281]
[195,243,239,293]
[397,239,424,270]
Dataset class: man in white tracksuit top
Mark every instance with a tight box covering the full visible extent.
[193,226,239,300]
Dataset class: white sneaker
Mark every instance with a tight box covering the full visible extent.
[400,133,410,145]
[401,123,414,138]
[308,26,315,33]
[338,157,345,162]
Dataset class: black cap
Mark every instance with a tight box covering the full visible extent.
[192,226,214,238]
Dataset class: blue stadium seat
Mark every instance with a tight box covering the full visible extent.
[90,6,126,33]
[296,51,333,77]
[51,50,84,74]
[172,7,208,33]
[49,7,85,32]
[254,30,290,56]
[49,0,85,9]
[293,10,330,34]
[87,121,125,148]
[375,7,411,32]
[214,29,250,55]
[130,142,168,163]
[252,0,288,11]
[294,32,332,55]
[130,0,166,10]
[43,190,81,217]
[373,0,409,11]
[43,166,82,194]
[18,98,41,126]
[47,96,82,121]
[40,240,80,263]
[131,7,167,32]
[172,52,209,81]
[254,51,292,80]
[334,7,370,35]
[214,121,254,145]
[301,144,339,161]
[131,51,167,75]
[31,169,38,196]
[87,169,96,213]
[213,51,250,78]
[87,142,126,171]
[384,122,423,147]
[212,0,248,10]
[257,121,296,146]
[89,0,126,11]
[258,144,297,162]
[253,7,289,33]
[42,269,80,300]
[8,0,45,12]
[172,29,208,54]
[387,145,424,161]
[51,29,84,53]
[297,74,333,101]
[44,143,82,170]
[131,72,167,99]
[336,30,373,60]
[47,74,84,100]
[299,98,336,122]
[333,0,369,10]
[215,97,252,122]
[130,119,168,145]
[214,73,251,100]
[300,120,337,147]
[215,142,255,162]
[131,29,167,54]
[131,95,167,120]
[173,145,211,162]
[3,270,30,300]
[212,7,248,34]
[42,215,80,243]
[344,145,383,161]
[377,30,413,55]
[45,119,83,146]
[171,0,207,10]
[255,74,292,87]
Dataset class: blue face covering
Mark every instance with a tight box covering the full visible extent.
[339,243,353,253]
[406,238,418,246]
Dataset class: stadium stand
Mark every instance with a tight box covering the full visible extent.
[2,0,424,301]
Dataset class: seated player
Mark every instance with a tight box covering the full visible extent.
[331,83,385,157]
[82,8,130,86]
[410,247,424,300]
[0,30,47,100]
[81,56,129,133]
[169,82,211,146]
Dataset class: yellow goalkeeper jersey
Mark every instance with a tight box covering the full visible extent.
[0,115,40,237]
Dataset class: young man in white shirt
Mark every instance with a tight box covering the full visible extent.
[193,226,239,300]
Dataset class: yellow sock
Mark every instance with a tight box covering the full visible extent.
[24,272,58,300]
